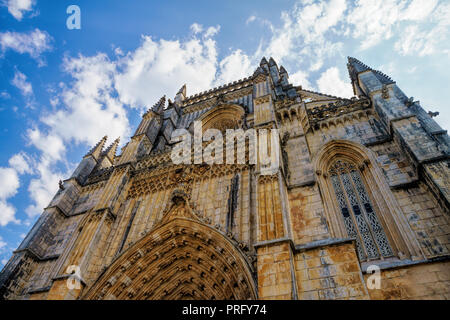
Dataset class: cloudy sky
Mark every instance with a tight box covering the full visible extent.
[0,0,449,266]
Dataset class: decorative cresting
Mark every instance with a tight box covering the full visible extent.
[82,188,257,300]
[194,103,245,132]
[313,140,423,262]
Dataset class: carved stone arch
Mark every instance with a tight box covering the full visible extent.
[276,111,282,122]
[290,108,297,118]
[82,189,257,300]
[192,103,245,133]
[313,139,423,262]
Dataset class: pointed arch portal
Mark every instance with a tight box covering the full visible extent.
[82,190,257,300]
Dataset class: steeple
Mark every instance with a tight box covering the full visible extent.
[85,135,107,160]
[72,136,108,183]
[177,84,186,96]
[174,84,186,105]
[252,66,267,78]
[142,95,166,119]
[347,56,395,85]
[102,137,120,162]
[268,57,277,67]
[279,65,289,87]
[151,95,166,114]
[259,57,268,66]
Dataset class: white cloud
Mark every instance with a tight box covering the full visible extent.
[0,236,6,250]
[11,70,33,96]
[0,152,35,225]
[394,1,449,56]
[401,0,439,21]
[115,34,218,108]
[214,49,253,86]
[347,0,447,51]
[0,29,52,65]
[316,67,353,98]
[263,0,347,72]
[348,0,404,49]
[205,26,220,38]
[394,26,436,56]
[0,201,18,226]
[246,15,256,24]
[0,167,21,226]
[190,23,203,34]
[289,69,313,90]
[26,158,63,218]
[42,54,131,147]
[5,0,36,20]
[0,167,19,200]
[8,152,32,174]
[27,128,65,162]
[0,91,11,99]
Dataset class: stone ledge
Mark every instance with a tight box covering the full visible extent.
[254,237,357,254]
[363,135,391,147]
[287,179,316,190]
[13,248,59,262]
[419,154,449,164]
[44,205,69,218]
[27,285,51,294]
[360,254,450,273]
[254,237,294,250]
[389,179,419,189]
[52,274,87,287]
[294,237,355,252]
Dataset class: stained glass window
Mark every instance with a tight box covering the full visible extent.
[329,160,393,261]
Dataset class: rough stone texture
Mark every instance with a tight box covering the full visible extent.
[294,242,369,300]
[288,185,329,244]
[392,182,450,257]
[257,242,294,300]
[1,56,449,300]
[364,261,450,300]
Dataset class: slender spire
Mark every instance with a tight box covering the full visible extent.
[142,95,166,118]
[279,65,287,74]
[347,56,395,85]
[174,84,186,105]
[85,135,107,159]
[252,66,267,78]
[151,95,166,114]
[177,84,186,96]
[260,57,268,66]
[102,137,120,161]
[268,57,277,66]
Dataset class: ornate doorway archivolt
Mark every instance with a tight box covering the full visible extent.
[82,189,257,300]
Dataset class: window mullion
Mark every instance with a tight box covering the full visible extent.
[339,169,379,260]
[349,170,394,258]
[335,172,368,261]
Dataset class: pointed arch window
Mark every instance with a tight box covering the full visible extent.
[329,159,393,261]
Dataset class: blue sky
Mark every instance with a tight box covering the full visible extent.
[0,0,449,266]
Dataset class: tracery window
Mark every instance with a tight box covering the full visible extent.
[329,159,393,261]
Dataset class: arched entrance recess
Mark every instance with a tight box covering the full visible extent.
[83,189,257,300]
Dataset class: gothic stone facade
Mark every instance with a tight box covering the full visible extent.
[1,57,449,300]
